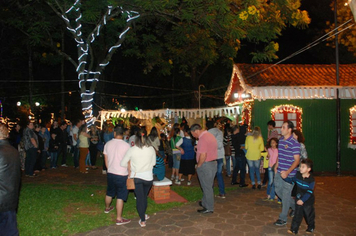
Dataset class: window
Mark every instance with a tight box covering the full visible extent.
[271,105,302,135]
[350,106,356,145]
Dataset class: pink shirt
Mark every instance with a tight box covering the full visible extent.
[104,139,130,176]
[267,147,278,168]
[196,131,218,163]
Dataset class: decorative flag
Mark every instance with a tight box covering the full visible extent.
[349,0,356,22]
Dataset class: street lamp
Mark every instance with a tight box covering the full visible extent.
[17,101,21,107]
[35,102,40,107]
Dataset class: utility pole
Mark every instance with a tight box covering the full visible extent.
[335,0,341,176]
[198,84,205,109]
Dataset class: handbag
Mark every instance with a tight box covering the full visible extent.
[126,172,136,190]
[224,145,231,156]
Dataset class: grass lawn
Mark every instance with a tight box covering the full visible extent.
[17,183,233,235]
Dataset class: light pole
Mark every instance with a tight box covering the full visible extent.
[198,84,205,110]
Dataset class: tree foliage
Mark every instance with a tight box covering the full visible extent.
[326,0,356,56]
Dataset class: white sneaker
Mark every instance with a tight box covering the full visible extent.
[61,164,68,167]
[180,179,185,182]
[187,181,191,186]
[175,180,181,185]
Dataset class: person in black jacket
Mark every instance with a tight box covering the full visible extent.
[230,125,248,187]
[0,123,21,235]
[284,158,315,235]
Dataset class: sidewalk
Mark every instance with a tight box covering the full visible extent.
[22,168,356,235]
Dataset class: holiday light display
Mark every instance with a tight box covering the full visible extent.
[53,1,140,126]
[350,105,356,145]
[271,104,303,131]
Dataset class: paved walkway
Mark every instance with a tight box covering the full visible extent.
[23,167,356,236]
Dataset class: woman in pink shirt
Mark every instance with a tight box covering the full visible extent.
[265,137,279,201]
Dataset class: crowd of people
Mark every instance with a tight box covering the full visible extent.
[1,117,315,233]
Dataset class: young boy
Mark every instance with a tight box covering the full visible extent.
[48,132,59,169]
[284,158,315,235]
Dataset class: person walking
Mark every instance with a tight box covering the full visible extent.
[103,126,131,225]
[206,121,225,198]
[274,120,301,227]
[0,124,21,235]
[191,124,217,214]
[121,128,156,227]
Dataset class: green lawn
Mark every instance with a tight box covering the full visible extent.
[17,183,233,235]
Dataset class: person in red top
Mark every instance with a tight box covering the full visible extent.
[191,124,217,214]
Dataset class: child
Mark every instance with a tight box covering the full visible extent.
[284,158,315,235]
[48,132,59,169]
[264,138,279,201]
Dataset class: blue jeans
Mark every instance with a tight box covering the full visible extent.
[0,211,18,236]
[232,154,246,184]
[225,156,234,176]
[25,148,37,176]
[216,158,225,195]
[267,167,276,199]
[50,152,58,168]
[246,159,261,185]
[72,145,79,168]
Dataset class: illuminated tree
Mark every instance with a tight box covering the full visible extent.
[5,0,309,121]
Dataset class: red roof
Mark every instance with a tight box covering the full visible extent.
[237,64,356,87]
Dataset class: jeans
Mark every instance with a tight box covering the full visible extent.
[0,211,19,236]
[246,159,261,185]
[72,145,79,168]
[232,154,246,184]
[224,156,234,176]
[41,151,48,169]
[274,172,295,221]
[216,158,225,195]
[50,152,58,168]
[267,167,276,199]
[134,178,153,222]
[58,144,67,165]
[25,148,38,176]
[197,161,217,211]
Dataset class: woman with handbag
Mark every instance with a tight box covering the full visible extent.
[121,127,156,227]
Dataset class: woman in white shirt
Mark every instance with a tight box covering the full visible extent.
[121,127,156,227]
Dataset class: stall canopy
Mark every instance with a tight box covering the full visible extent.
[99,106,242,125]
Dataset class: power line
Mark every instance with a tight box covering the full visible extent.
[204,19,355,93]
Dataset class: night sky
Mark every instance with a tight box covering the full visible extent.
[0,0,355,121]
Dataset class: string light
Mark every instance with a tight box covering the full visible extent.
[349,106,356,144]
[271,104,303,132]
[61,2,141,126]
